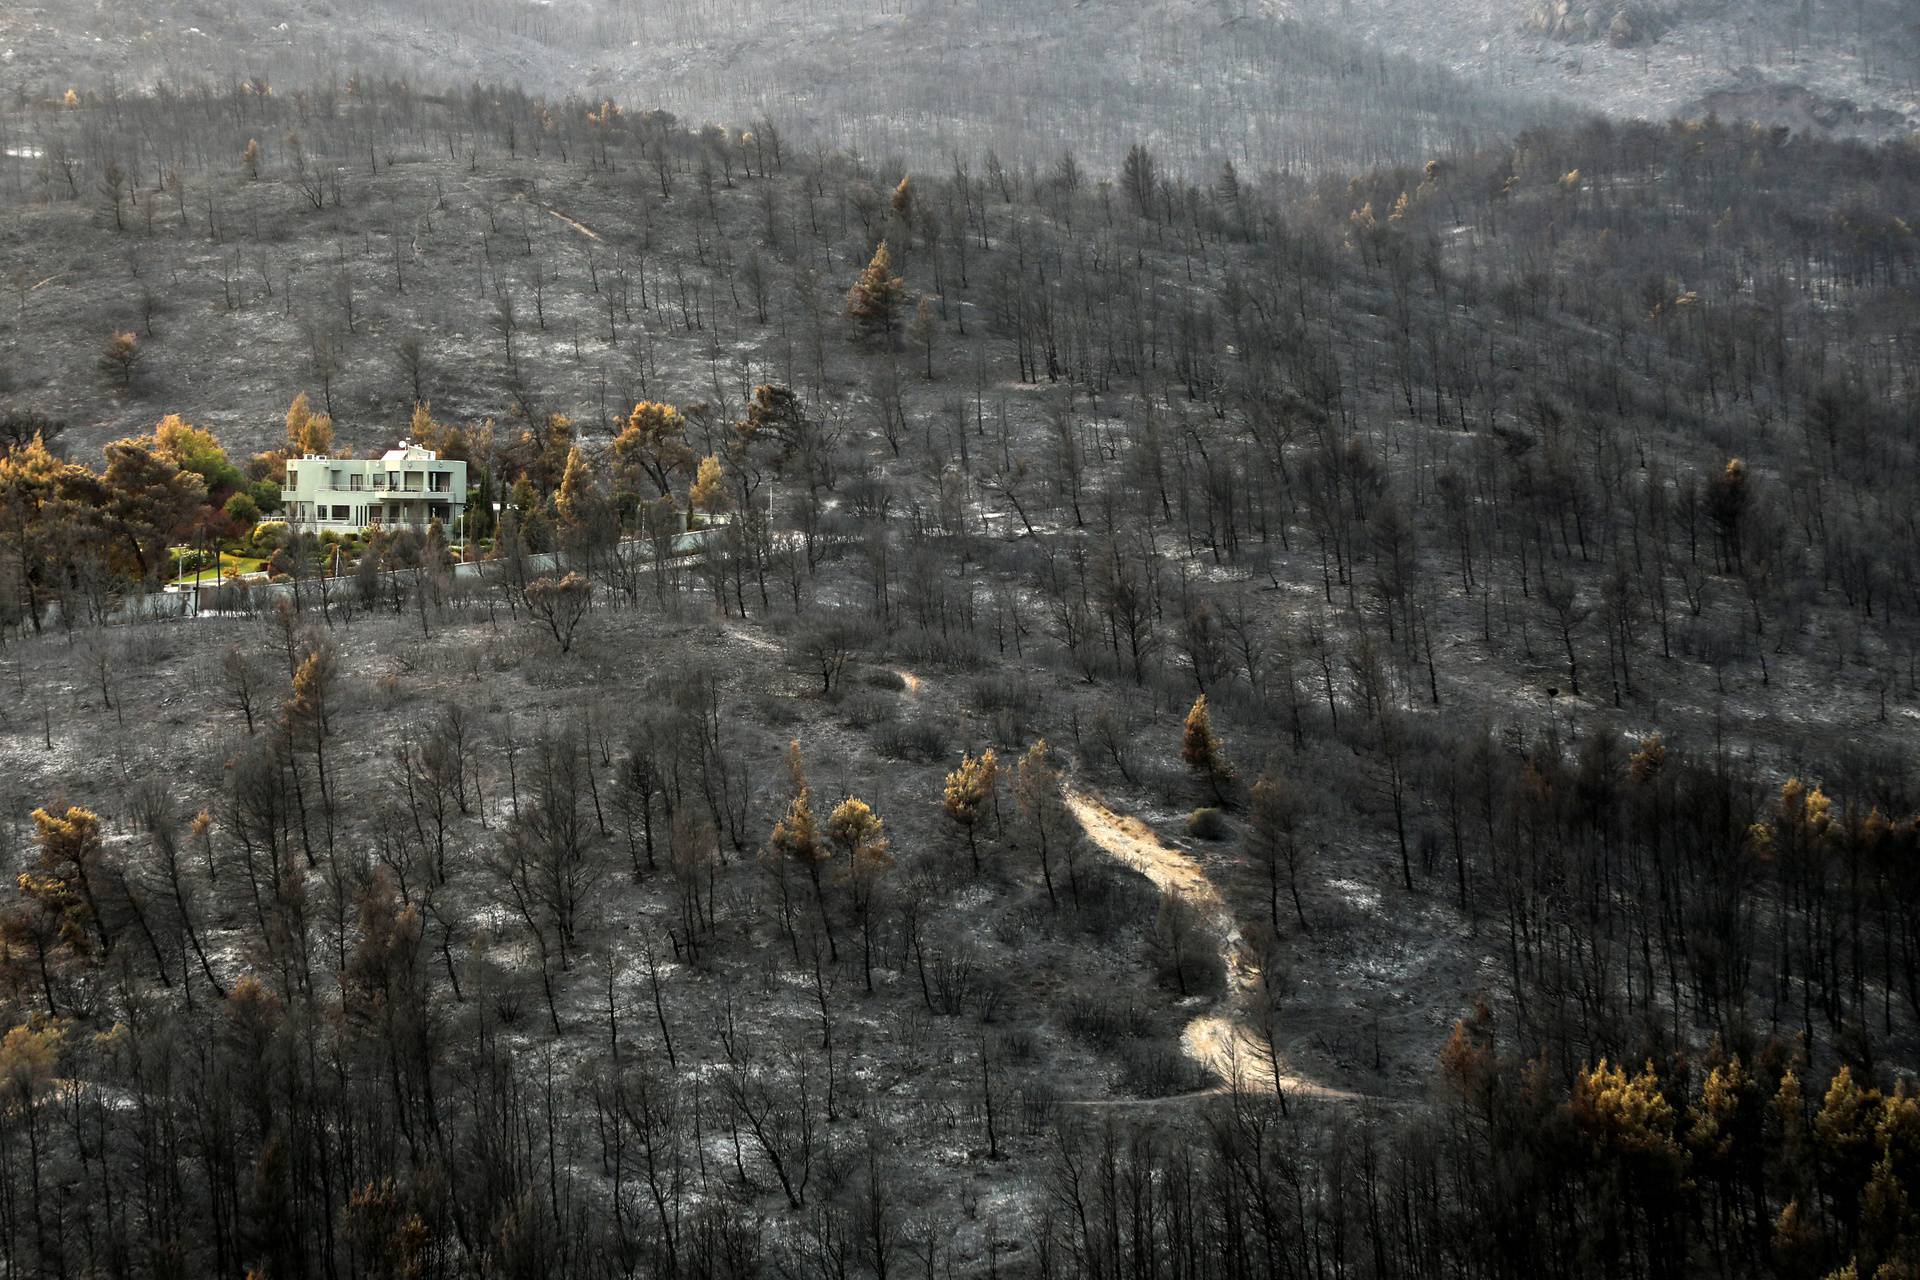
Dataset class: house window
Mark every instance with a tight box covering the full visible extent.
[330,505,351,522]
[374,473,388,489]
[350,474,364,490]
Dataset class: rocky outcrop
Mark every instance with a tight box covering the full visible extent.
[1521,0,1728,47]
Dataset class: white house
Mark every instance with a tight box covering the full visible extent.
[282,443,467,534]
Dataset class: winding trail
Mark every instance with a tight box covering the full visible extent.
[884,663,1378,1108]
[508,190,604,242]
[543,206,603,241]
[1063,790,1379,1107]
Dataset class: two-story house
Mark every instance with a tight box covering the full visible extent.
[282,443,467,534]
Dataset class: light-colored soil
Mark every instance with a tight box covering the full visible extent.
[1065,788,1387,1107]
[510,191,604,242]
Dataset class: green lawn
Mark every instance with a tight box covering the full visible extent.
[168,551,268,587]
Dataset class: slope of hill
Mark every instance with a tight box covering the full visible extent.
[1283,0,1918,137]
[6,0,1910,174]
[0,49,1917,1280]
[0,0,1564,177]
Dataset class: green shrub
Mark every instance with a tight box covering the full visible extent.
[244,520,289,558]
[170,548,214,575]
[223,491,260,528]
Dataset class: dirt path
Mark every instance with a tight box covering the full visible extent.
[508,191,604,242]
[1064,789,1378,1107]
[543,206,602,241]
[883,670,1376,1107]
